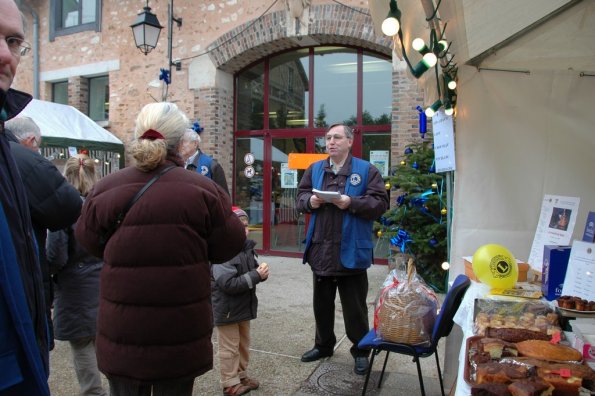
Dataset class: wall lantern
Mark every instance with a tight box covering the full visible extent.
[131,0,182,75]
[130,1,163,56]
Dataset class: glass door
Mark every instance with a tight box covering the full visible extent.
[270,137,307,253]
[234,137,265,248]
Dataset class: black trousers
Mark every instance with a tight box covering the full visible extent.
[107,378,195,396]
[312,271,370,358]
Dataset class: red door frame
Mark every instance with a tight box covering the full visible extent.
[232,47,389,263]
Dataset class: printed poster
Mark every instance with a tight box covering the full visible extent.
[370,150,389,177]
[281,163,297,188]
[528,194,580,271]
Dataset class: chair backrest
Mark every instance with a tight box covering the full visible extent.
[431,274,471,345]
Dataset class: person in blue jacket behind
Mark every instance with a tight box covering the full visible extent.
[179,129,230,195]
[296,123,388,376]
[0,0,51,394]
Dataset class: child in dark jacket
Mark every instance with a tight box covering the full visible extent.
[211,207,269,396]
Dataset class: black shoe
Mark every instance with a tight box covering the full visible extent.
[301,347,333,362]
[354,356,369,375]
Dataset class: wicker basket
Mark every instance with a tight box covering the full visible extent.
[376,258,436,345]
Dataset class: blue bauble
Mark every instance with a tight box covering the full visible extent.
[396,194,407,206]
[412,162,419,169]
[404,147,413,155]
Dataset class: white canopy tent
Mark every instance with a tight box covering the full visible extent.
[19,99,124,176]
[368,0,595,278]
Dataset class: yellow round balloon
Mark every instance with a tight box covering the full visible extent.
[472,244,518,288]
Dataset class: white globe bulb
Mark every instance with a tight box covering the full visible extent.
[445,107,454,116]
[438,40,448,52]
[425,107,436,118]
[412,38,425,51]
[381,17,400,37]
[441,261,450,270]
[422,52,438,67]
[448,80,457,90]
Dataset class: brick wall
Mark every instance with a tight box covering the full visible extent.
[194,87,234,193]
[68,76,89,114]
[392,66,426,168]
[12,0,426,180]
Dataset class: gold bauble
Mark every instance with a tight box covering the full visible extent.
[377,230,383,237]
[385,183,391,190]
[400,160,406,166]
[431,183,438,189]
[441,208,447,215]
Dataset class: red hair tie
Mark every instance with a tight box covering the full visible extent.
[140,129,165,140]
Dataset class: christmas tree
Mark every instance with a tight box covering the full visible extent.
[376,135,448,292]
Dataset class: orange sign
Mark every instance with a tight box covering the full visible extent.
[288,153,328,170]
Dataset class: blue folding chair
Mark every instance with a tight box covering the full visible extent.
[358,274,471,396]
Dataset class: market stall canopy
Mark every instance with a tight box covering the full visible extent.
[19,99,124,152]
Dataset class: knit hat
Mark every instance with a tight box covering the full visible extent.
[232,206,248,220]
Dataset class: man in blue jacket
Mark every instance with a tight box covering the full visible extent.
[296,124,388,375]
[0,0,51,394]
[179,129,230,195]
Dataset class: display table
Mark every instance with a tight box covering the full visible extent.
[451,281,576,395]
[452,281,491,396]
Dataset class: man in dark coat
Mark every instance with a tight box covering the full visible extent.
[179,129,230,195]
[6,116,82,350]
[0,0,51,393]
[296,123,389,375]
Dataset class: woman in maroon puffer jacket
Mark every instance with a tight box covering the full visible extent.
[75,102,246,395]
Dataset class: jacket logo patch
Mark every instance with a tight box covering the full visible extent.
[350,173,362,186]
[200,165,209,175]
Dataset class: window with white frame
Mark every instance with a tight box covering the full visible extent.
[88,75,109,122]
[50,0,101,40]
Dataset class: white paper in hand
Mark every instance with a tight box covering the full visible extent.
[312,188,340,202]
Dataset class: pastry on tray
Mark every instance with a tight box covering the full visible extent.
[557,295,595,311]
[487,327,551,343]
[475,362,532,384]
[480,337,519,359]
[536,368,583,396]
[515,340,583,362]
[471,382,512,396]
[500,357,595,381]
[508,377,554,396]
[474,300,561,337]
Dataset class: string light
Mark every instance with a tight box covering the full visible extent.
[425,100,443,118]
[444,100,454,116]
[412,38,429,53]
[381,0,401,36]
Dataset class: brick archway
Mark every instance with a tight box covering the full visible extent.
[206,4,392,74]
[193,3,424,201]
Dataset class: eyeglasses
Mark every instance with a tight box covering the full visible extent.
[3,36,31,57]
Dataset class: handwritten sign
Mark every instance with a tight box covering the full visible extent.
[432,110,456,172]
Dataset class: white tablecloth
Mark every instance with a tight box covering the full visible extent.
[452,281,492,396]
